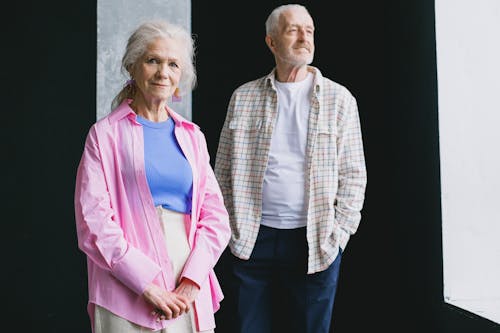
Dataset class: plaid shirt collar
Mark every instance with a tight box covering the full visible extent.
[264,66,323,95]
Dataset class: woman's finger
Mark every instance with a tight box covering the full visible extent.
[156,301,173,320]
[174,296,190,313]
[167,302,181,318]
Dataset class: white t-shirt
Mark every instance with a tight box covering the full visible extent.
[261,72,313,229]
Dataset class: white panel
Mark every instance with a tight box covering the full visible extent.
[97,0,191,120]
[436,0,500,324]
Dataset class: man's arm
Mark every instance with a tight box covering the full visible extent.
[214,92,237,222]
[335,94,367,246]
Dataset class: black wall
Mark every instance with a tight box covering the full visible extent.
[8,1,96,332]
[8,1,500,332]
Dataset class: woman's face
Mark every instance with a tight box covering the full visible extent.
[132,37,183,103]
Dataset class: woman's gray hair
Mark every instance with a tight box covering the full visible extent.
[112,20,196,110]
[265,4,310,37]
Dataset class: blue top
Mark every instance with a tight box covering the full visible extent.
[136,115,193,213]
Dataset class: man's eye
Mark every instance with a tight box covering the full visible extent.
[169,62,179,68]
[147,58,159,64]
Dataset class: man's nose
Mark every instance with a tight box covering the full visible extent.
[297,28,307,40]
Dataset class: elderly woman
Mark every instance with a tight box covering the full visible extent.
[74,20,230,333]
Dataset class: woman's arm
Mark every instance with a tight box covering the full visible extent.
[178,130,231,289]
[74,126,161,295]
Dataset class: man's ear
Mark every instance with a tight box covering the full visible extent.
[265,35,275,52]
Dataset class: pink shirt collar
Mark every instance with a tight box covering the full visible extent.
[108,99,198,129]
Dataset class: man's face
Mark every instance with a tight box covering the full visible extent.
[269,8,315,66]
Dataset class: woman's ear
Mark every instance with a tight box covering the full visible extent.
[126,64,135,79]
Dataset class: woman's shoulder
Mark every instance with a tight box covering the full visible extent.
[92,104,134,132]
[168,107,200,131]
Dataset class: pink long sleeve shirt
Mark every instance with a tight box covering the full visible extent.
[74,100,230,331]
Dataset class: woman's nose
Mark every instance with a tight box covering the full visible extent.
[157,63,170,78]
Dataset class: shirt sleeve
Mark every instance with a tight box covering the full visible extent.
[335,94,367,250]
[180,130,231,287]
[74,125,161,295]
[214,92,236,222]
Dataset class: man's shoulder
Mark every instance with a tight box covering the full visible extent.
[232,74,270,95]
[320,76,355,99]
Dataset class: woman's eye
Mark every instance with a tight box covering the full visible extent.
[169,62,179,68]
[147,58,159,64]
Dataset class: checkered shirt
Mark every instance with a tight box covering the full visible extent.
[214,66,367,274]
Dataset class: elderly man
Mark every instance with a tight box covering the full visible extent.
[215,4,367,333]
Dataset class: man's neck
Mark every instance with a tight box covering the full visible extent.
[275,63,309,82]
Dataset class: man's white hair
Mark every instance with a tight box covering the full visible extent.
[265,4,311,36]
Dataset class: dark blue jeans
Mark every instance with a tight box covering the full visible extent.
[227,225,342,333]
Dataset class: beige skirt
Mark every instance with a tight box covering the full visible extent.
[94,207,214,333]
